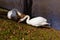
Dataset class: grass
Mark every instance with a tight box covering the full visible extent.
[0,8,60,40]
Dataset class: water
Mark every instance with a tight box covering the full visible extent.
[49,15,60,30]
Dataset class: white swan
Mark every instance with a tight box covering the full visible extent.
[18,15,50,27]
[7,9,21,19]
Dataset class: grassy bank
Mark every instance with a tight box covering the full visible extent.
[0,8,60,40]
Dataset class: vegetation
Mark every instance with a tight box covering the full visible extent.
[0,8,60,40]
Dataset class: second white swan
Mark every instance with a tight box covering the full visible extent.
[18,15,49,27]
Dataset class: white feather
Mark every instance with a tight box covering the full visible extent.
[7,10,12,19]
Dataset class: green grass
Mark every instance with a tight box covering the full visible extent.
[0,8,60,40]
[0,8,8,12]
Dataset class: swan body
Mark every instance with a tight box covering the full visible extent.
[19,15,49,27]
[7,9,21,19]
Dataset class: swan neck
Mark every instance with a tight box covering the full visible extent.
[26,15,30,23]
[20,15,30,23]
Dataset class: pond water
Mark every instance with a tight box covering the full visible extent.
[51,18,60,30]
[48,14,60,30]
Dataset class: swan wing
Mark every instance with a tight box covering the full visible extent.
[28,17,47,26]
[38,17,47,22]
[30,17,47,22]
[26,17,48,27]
